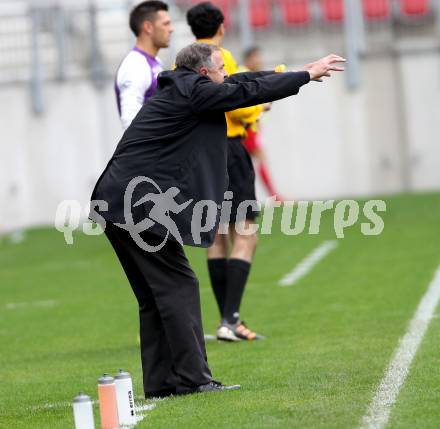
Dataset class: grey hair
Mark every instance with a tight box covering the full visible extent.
[175,42,220,72]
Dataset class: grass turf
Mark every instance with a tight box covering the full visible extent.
[1,192,440,428]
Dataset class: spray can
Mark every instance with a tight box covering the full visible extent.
[114,369,136,427]
[97,374,119,429]
[73,392,95,429]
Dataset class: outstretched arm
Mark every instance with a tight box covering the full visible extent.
[224,70,275,84]
[190,71,311,114]
[190,54,345,114]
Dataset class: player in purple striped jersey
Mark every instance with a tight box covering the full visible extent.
[115,1,174,130]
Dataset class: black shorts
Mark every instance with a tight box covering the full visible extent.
[226,137,260,223]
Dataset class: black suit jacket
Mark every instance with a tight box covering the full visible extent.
[90,67,310,247]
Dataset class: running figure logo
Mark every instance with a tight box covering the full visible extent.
[116,176,193,252]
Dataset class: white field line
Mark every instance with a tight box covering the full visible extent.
[278,240,338,287]
[133,403,157,425]
[28,400,156,427]
[27,399,156,413]
[135,403,157,412]
[360,266,440,429]
[28,400,72,411]
[204,334,217,341]
[4,299,57,310]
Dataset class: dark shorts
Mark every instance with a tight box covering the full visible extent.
[226,137,260,223]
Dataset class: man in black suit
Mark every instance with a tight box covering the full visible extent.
[90,43,344,398]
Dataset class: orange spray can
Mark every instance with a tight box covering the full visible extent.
[97,374,119,429]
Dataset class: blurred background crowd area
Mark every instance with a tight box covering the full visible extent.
[0,0,439,233]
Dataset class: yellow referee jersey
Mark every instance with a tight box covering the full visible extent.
[197,38,263,139]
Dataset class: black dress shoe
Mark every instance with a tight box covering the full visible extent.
[180,380,241,395]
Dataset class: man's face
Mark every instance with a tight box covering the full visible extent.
[204,50,227,84]
[148,10,174,49]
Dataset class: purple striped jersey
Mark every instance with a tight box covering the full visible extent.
[115,47,163,130]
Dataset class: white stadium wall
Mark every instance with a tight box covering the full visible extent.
[1,52,440,232]
[0,81,122,233]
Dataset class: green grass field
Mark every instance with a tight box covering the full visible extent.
[1,192,440,429]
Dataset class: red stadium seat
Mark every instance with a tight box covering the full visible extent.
[321,0,344,22]
[250,0,272,28]
[400,0,430,16]
[279,0,311,26]
[363,0,390,20]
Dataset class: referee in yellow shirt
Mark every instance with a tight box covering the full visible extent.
[187,2,273,341]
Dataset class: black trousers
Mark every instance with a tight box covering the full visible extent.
[104,222,212,396]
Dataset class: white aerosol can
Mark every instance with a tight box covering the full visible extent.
[73,392,95,429]
[114,369,136,427]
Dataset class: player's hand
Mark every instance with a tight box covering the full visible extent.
[304,54,346,82]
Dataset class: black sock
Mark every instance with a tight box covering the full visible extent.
[223,258,251,324]
[207,258,228,316]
